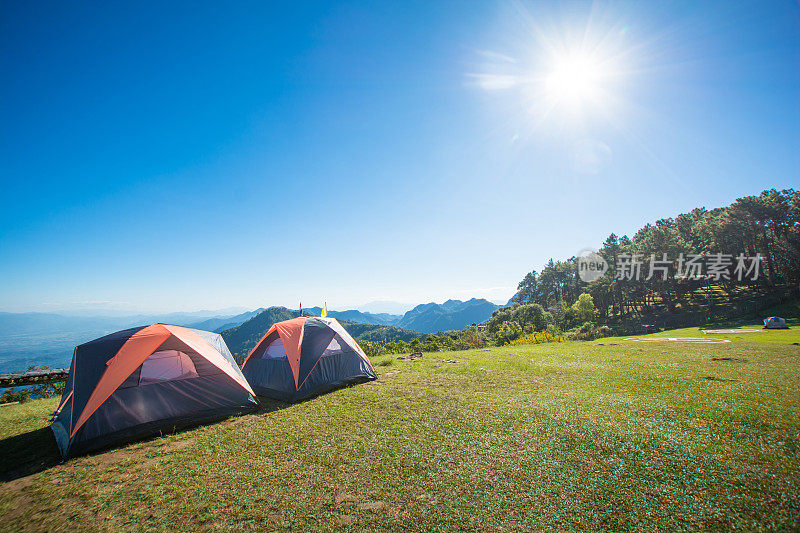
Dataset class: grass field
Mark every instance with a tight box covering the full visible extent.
[1,325,799,532]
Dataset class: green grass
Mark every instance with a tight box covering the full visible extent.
[1,329,799,532]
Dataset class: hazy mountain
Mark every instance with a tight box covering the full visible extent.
[358,300,415,315]
[302,300,500,334]
[0,308,261,372]
[396,298,501,334]
[303,307,401,326]
[187,308,266,333]
[40,307,251,319]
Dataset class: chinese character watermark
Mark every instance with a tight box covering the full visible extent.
[578,250,761,282]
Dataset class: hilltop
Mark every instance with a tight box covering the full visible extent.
[509,188,799,332]
[1,326,798,531]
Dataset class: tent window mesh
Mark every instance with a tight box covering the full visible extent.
[119,350,199,388]
[262,337,287,359]
[321,336,346,358]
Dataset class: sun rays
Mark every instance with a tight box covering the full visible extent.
[466,2,634,135]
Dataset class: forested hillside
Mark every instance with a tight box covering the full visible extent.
[396,299,501,333]
[511,188,799,330]
[187,308,266,333]
[220,307,297,361]
[336,321,420,343]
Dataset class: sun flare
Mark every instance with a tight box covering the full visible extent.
[545,52,605,105]
[469,6,632,128]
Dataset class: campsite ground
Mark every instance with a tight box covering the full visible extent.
[1,324,798,532]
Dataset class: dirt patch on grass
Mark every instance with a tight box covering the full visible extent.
[3,474,33,492]
[335,492,386,513]
[358,501,386,511]
[166,436,197,452]
[335,492,358,504]
[416,493,439,504]
[336,514,357,525]
[80,433,198,473]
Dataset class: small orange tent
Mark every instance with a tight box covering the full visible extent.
[241,316,375,401]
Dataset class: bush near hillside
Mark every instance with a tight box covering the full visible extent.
[0,389,31,404]
[565,323,613,341]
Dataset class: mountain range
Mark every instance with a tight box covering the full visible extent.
[218,298,501,359]
[218,308,421,362]
[394,299,502,333]
[186,309,266,333]
[304,298,501,333]
[0,298,502,371]
[301,307,402,326]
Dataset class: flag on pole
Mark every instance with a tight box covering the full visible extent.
[321,302,327,317]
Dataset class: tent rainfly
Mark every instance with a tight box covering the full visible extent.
[241,316,376,402]
[763,316,789,329]
[51,324,258,458]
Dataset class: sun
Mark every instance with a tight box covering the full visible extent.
[544,52,605,105]
[468,5,632,127]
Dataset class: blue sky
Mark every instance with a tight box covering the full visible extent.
[1,1,798,313]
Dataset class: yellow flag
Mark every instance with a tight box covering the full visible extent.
[321,302,327,317]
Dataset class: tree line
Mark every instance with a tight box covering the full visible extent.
[511,189,799,329]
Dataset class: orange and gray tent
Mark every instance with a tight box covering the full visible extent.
[51,324,257,458]
[241,316,376,402]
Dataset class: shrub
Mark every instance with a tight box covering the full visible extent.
[566,323,613,341]
[494,321,523,346]
[571,293,598,324]
[508,331,564,345]
[1,389,31,404]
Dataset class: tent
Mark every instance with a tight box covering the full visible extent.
[51,324,258,458]
[763,316,789,329]
[241,316,376,402]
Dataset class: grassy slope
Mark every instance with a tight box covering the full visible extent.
[1,328,799,532]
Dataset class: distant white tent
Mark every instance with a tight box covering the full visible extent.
[763,316,788,329]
